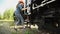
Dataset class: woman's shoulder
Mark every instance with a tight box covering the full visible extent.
[18,4,22,6]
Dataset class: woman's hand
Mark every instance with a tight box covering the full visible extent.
[22,8,27,10]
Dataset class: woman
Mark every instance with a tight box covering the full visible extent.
[14,1,26,25]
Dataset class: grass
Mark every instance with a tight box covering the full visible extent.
[0,21,39,34]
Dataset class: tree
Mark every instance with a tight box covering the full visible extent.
[3,8,14,20]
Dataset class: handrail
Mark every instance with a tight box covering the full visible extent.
[33,0,55,9]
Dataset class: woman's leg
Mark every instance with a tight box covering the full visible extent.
[15,13,24,25]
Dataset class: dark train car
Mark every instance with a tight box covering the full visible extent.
[13,0,60,34]
[29,0,60,34]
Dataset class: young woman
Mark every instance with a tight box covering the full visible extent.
[14,1,26,25]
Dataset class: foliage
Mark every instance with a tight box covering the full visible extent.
[0,14,1,19]
[3,8,14,20]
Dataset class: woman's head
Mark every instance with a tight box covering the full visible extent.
[19,0,24,5]
[16,0,24,8]
[19,0,24,4]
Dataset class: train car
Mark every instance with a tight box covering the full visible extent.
[28,0,60,34]
[13,0,60,34]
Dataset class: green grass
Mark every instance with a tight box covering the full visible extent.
[0,21,39,34]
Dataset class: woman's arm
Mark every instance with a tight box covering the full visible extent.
[18,4,27,11]
[22,8,27,10]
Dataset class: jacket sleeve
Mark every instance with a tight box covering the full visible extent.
[18,4,23,10]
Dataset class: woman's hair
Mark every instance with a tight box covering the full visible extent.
[16,1,24,8]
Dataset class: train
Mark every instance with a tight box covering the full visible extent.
[14,0,60,34]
